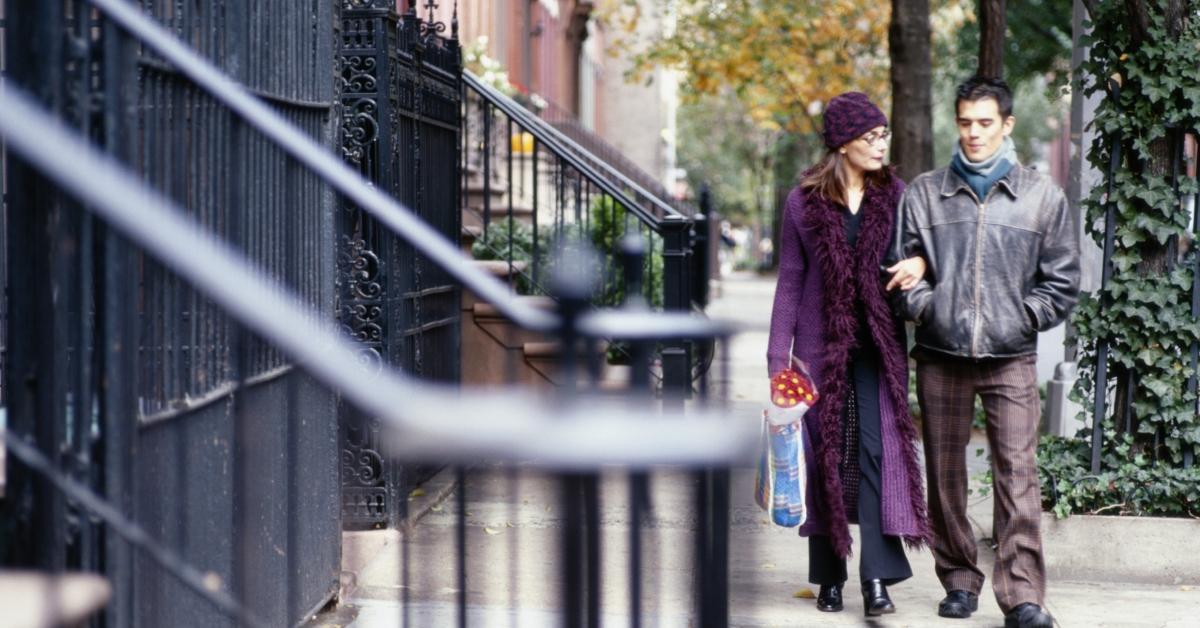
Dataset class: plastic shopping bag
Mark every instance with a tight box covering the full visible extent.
[754,357,818,528]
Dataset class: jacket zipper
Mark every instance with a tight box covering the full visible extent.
[971,194,988,357]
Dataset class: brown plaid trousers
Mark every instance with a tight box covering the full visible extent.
[915,352,1045,613]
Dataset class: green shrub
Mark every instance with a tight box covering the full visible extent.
[1037,433,1200,518]
[470,196,666,309]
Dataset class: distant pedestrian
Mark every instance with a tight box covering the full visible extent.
[893,76,1080,628]
[767,91,931,618]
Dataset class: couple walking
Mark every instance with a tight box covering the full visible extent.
[767,76,1080,628]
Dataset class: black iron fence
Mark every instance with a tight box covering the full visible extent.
[1088,83,1199,473]
[337,1,463,531]
[3,1,341,625]
[462,71,714,398]
[1,1,741,627]
[537,95,697,218]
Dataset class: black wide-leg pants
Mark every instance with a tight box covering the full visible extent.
[807,348,912,586]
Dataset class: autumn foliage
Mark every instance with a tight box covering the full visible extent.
[604,0,892,134]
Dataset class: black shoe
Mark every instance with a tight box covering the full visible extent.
[816,583,843,612]
[938,590,979,618]
[861,579,895,617]
[1004,603,1054,628]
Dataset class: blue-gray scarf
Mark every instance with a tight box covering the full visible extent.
[951,136,1017,202]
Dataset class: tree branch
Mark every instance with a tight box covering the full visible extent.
[1124,0,1152,44]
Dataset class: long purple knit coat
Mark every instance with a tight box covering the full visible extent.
[767,175,931,559]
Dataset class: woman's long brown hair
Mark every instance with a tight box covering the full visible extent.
[798,150,892,205]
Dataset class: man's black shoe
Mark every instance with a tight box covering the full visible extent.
[861,579,895,617]
[1004,603,1053,628]
[816,583,843,612]
[937,590,979,618]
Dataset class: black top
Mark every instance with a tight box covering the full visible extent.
[844,205,864,249]
[843,206,874,349]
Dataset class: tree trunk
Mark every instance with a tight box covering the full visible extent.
[888,0,934,182]
[978,0,1006,78]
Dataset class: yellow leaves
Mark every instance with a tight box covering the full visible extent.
[616,0,892,134]
[794,588,816,599]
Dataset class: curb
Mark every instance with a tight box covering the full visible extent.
[401,466,460,534]
[336,467,460,603]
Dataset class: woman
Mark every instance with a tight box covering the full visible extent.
[766,92,931,617]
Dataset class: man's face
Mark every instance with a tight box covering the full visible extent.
[956,97,1015,162]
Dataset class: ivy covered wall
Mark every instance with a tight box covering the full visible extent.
[1043,0,1200,517]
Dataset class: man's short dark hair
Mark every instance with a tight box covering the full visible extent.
[956,76,1013,118]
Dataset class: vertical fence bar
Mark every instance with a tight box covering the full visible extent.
[482,102,492,239]
[619,235,649,628]
[531,138,540,287]
[457,466,467,628]
[693,467,712,626]
[1091,79,1122,474]
[101,11,138,625]
[507,117,514,288]
[561,474,585,628]
[1187,130,1198,470]
[692,188,712,310]
[661,215,692,408]
[3,0,66,575]
[556,272,588,628]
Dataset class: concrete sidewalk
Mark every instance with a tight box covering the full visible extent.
[320,272,1200,628]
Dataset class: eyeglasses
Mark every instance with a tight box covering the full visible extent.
[859,130,892,146]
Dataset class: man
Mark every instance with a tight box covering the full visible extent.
[893,76,1080,628]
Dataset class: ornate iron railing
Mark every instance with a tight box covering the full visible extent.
[0,2,741,627]
[462,70,711,397]
[537,95,697,218]
[336,1,466,530]
[0,79,746,627]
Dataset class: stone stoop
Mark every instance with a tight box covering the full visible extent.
[461,287,558,390]
[461,202,537,233]
[458,234,630,392]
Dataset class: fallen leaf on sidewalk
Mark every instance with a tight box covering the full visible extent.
[484,527,500,535]
[760,562,775,570]
[505,522,514,528]
[793,588,815,599]
[1181,585,1194,591]
[409,488,426,498]
[430,504,443,512]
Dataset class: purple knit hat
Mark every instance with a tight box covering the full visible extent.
[822,92,888,149]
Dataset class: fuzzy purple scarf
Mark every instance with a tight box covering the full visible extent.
[800,174,931,558]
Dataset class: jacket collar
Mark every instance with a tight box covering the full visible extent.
[939,161,1021,201]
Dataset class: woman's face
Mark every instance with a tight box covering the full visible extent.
[841,125,889,173]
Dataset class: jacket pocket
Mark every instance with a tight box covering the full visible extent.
[983,293,1037,353]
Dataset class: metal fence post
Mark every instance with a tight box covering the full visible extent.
[1090,78,1123,474]
[661,215,692,407]
[1187,126,1198,470]
[3,0,68,573]
[692,188,712,310]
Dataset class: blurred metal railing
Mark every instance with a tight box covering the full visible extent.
[0,79,748,626]
[537,95,697,217]
[0,1,741,627]
[462,69,709,399]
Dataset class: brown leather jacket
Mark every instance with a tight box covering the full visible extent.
[893,163,1081,359]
